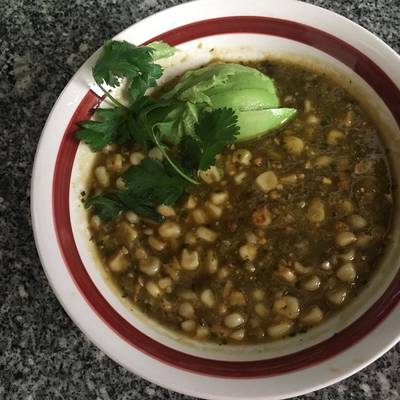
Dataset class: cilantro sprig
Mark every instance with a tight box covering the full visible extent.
[93,40,166,103]
[77,40,239,221]
[76,108,135,151]
[87,158,188,222]
[194,108,240,171]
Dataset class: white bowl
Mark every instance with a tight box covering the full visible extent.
[31,0,400,399]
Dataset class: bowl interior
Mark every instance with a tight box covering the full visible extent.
[69,34,400,362]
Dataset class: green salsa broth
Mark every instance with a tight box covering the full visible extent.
[85,60,393,344]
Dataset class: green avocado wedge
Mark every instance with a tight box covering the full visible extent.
[161,63,279,108]
[207,88,279,111]
[235,108,297,141]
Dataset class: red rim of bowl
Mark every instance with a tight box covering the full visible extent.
[52,16,400,378]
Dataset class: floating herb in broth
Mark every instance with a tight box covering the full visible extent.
[78,41,392,344]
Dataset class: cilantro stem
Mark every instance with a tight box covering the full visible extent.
[152,133,199,185]
[98,83,128,109]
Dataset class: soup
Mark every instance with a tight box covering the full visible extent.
[84,60,392,344]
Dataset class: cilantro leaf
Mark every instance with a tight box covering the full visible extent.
[181,135,202,169]
[85,191,165,223]
[93,40,163,102]
[85,192,124,220]
[77,108,128,151]
[128,61,162,101]
[76,108,137,151]
[152,101,199,145]
[76,127,114,152]
[122,158,187,205]
[86,158,188,222]
[195,108,239,170]
[116,191,165,222]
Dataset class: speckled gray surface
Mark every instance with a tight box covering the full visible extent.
[1,0,399,399]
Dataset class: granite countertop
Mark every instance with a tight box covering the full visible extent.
[1,0,399,398]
